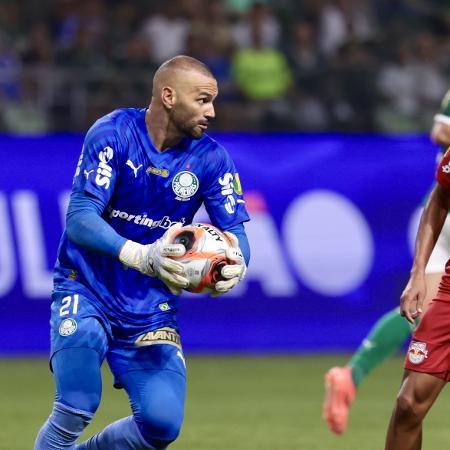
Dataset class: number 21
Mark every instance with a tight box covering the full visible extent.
[59,294,79,317]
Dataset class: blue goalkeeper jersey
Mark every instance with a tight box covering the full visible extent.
[54,108,249,326]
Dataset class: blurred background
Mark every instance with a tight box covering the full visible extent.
[1,1,450,449]
[0,0,449,133]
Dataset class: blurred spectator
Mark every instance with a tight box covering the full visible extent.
[21,23,54,65]
[377,42,417,131]
[0,34,21,100]
[81,0,107,47]
[108,4,140,42]
[318,0,376,57]
[325,41,378,131]
[141,0,189,64]
[287,20,325,92]
[377,33,447,132]
[231,14,292,130]
[413,32,447,121]
[232,22,291,100]
[223,0,257,15]
[186,0,235,99]
[232,2,281,49]
[0,0,449,133]
[0,75,49,133]
[56,26,107,68]
[114,34,156,72]
[51,0,81,50]
[0,1,25,52]
[291,89,329,131]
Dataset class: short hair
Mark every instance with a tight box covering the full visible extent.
[152,55,214,96]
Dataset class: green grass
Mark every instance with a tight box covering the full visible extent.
[2,356,450,450]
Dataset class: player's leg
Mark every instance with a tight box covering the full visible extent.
[77,341,186,450]
[34,291,110,450]
[385,370,445,450]
[323,214,450,435]
[346,271,441,390]
[34,347,102,450]
[385,291,450,450]
[323,307,412,434]
[77,369,185,450]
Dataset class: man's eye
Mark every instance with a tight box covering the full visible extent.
[198,98,208,104]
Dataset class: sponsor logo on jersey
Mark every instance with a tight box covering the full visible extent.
[135,327,181,350]
[126,159,143,178]
[95,146,114,189]
[442,161,450,174]
[74,148,84,179]
[59,318,77,336]
[233,173,243,195]
[147,166,170,178]
[109,210,185,230]
[176,350,186,367]
[68,269,78,281]
[159,302,171,311]
[408,341,428,364]
[219,172,236,214]
[172,171,199,201]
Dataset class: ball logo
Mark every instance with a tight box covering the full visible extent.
[408,341,428,365]
[59,318,77,336]
[172,171,199,201]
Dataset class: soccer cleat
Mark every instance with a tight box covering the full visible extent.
[322,366,356,435]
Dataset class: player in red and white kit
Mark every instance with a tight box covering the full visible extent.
[385,148,450,450]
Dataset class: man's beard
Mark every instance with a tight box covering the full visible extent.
[171,109,203,140]
[178,120,203,139]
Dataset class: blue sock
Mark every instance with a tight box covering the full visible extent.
[34,402,93,450]
[76,416,155,450]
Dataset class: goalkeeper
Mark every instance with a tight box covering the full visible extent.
[34,56,250,450]
[322,89,450,435]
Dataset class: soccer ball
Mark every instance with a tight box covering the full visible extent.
[166,223,232,293]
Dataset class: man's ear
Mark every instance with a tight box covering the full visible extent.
[161,86,176,110]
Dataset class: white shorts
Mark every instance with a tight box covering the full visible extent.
[426,214,450,274]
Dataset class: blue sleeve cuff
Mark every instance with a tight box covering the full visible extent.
[224,222,250,266]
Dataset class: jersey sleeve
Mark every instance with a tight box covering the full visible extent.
[72,117,122,208]
[434,89,450,127]
[436,148,450,189]
[202,144,250,230]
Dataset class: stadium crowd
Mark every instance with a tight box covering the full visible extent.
[0,0,449,133]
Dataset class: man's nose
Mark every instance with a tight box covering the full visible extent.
[205,104,215,119]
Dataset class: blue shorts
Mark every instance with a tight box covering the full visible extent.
[50,289,186,387]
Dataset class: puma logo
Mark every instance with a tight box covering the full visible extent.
[84,169,94,180]
[126,160,143,178]
[176,350,186,368]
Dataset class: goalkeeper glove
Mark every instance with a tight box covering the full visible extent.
[119,223,189,295]
[212,231,247,296]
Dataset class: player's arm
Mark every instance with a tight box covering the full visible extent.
[224,222,250,266]
[66,191,189,294]
[431,114,450,147]
[66,191,125,257]
[207,222,250,296]
[401,185,450,323]
[201,145,251,295]
[68,120,188,294]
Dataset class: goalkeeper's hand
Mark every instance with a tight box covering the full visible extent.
[212,231,247,297]
[119,223,189,295]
